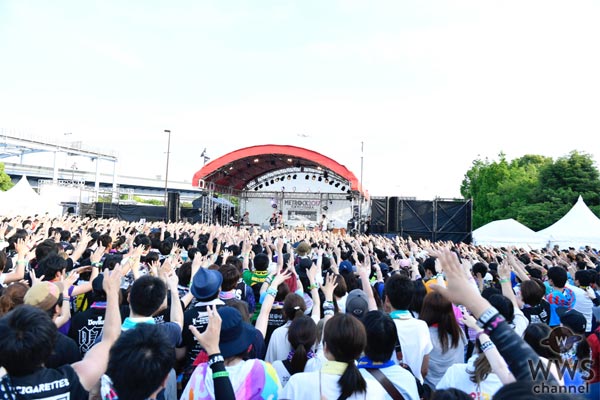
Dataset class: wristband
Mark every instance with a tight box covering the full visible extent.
[266,288,278,297]
[207,354,224,367]
[480,340,495,352]
[212,371,230,379]
[324,309,335,316]
[499,278,510,284]
[16,260,27,266]
[307,283,319,290]
[91,262,102,267]
[476,307,500,330]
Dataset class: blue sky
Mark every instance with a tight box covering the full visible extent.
[1,1,599,199]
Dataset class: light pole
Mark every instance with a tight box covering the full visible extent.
[358,141,364,231]
[164,130,171,208]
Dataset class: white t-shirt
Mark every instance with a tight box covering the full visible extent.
[424,327,467,389]
[272,357,321,388]
[512,307,529,337]
[391,314,433,382]
[265,322,292,363]
[567,283,593,332]
[436,356,504,399]
[360,365,420,400]
[281,363,386,400]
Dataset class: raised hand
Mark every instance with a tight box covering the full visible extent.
[321,273,338,301]
[189,305,222,355]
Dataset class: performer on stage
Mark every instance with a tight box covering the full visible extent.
[320,214,328,232]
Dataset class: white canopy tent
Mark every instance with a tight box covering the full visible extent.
[0,176,62,217]
[537,196,600,249]
[473,218,548,249]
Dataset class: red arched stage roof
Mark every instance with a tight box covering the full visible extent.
[192,144,366,196]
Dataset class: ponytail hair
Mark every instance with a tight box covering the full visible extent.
[337,362,366,400]
[288,316,317,374]
[323,314,367,400]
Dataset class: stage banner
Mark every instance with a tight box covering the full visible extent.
[283,199,320,224]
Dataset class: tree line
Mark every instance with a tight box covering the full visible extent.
[461,150,600,230]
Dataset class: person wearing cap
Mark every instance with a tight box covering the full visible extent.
[180,267,225,375]
[23,281,82,369]
[556,307,591,388]
[0,265,123,399]
[182,306,281,399]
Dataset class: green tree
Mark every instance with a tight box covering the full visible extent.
[461,151,600,230]
[0,163,13,191]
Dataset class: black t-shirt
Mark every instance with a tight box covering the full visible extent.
[1,365,88,399]
[46,333,81,369]
[264,305,286,347]
[181,302,225,367]
[68,305,106,357]
[522,299,551,325]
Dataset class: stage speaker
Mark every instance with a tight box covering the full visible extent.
[369,198,388,233]
[387,197,399,232]
[167,192,180,222]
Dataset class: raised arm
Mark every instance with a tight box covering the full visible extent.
[72,264,123,391]
[255,270,292,338]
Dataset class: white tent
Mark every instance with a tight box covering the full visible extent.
[0,176,62,217]
[537,196,600,249]
[473,218,548,249]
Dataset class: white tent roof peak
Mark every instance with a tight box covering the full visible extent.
[473,218,547,249]
[537,195,600,248]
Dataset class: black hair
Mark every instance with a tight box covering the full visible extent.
[129,275,167,317]
[133,234,152,251]
[472,262,488,278]
[176,261,192,287]
[60,230,71,242]
[102,254,122,271]
[179,237,194,250]
[408,280,427,316]
[143,251,159,264]
[384,274,414,310]
[288,315,317,374]
[363,310,397,362]
[547,267,568,288]
[253,253,269,271]
[35,239,59,263]
[488,294,514,323]
[98,234,112,249]
[422,257,437,276]
[159,240,173,256]
[324,313,367,400]
[106,324,175,400]
[0,305,57,376]
[523,323,554,359]
[37,254,67,281]
[575,269,593,287]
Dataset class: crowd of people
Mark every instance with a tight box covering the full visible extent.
[0,214,599,399]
